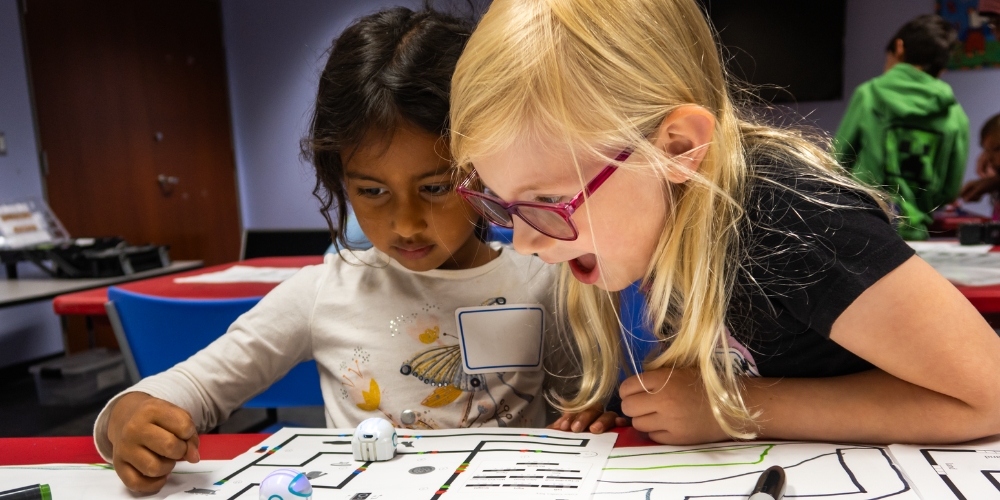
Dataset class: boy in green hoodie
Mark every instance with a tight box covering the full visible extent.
[834,14,969,240]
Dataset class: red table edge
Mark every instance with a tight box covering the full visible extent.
[0,434,270,466]
[0,427,655,466]
[51,256,325,316]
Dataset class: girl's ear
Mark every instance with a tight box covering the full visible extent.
[651,105,716,184]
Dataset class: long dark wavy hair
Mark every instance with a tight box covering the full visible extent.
[302,4,481,251]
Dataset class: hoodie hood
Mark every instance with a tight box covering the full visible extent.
[869,63,957,120]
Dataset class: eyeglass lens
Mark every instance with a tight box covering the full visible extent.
[468,197,514,227]
[516,205,576,240]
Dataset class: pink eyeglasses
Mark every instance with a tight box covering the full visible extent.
[456,149,632,241]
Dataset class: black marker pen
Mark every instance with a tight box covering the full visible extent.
[0,484,52,500]
[749,466,785,500]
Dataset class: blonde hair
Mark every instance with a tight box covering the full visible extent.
[451,0,882,437]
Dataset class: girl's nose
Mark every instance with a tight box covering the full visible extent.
[392,199,427,238]
[511,218,555,256]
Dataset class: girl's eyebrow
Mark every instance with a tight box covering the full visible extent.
[345,172,384,183]
[416,166,455,180]
[345,165,454,184]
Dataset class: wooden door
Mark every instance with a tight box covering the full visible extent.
[22,0,241,266]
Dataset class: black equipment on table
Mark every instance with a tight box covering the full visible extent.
[0,237,170,279]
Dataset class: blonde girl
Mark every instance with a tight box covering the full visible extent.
[450,0,1000,444]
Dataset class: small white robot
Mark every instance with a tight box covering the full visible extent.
[352,417,397,461]
[258,468,312,500]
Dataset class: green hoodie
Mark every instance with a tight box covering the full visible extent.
[833,63,969,240]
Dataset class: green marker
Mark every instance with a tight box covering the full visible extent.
[0,484,52,500]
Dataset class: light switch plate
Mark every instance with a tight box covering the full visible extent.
[0,132,6,155]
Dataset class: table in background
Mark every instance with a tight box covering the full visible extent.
[915,243,1000,316]
[53,256,323,316]
[0,261,202,310]
[51,257,321,352]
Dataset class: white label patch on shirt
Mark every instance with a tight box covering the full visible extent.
[456,304,545,374]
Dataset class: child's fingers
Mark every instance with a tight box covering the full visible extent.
[142,425,192,461]
[184,434,201,463]
[546,414,568,430]
[150,404,198,443]
[570,408,602,432]
[615,416,631,428]
[118,444,177,481]
[140,399,199,462]
[588,411,619,433]
[113,458,170,494]
[559,415,572,431]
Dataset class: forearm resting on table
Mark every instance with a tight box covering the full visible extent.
[744,369,1000,444]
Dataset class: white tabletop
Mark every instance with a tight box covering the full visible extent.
[0,260,203,309]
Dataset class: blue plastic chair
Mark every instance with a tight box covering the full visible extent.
[106,287,324,417]
[489,226,515,245]
[619,281,657,378]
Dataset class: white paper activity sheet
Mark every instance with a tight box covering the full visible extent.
[594,441,920,500]
[165,427,617,500]
[891,436,1000,499]
[0,461,223,500]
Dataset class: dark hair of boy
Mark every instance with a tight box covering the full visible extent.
[983,114,1000,144]
[302,5,483,250]
[885,14,958,76]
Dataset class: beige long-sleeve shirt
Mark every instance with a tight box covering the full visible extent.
[93,247,561,461]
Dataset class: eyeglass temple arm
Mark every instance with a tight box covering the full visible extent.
[571,149,633,208]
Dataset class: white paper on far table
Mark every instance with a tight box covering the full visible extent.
[174,265,301,284]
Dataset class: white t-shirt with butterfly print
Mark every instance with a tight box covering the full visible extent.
[92,245,562,462]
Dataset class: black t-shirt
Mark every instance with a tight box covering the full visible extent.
[726,158,915,378]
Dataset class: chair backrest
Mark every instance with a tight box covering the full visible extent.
[618,281,656,379]
[489,226,514,245]
[242,229,333,260]
[107,287,323,407]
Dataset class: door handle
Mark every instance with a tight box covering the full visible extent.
[157,174,179,195]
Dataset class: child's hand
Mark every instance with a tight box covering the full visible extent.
[548,405,629,433]
[961,176,1000,202]
[619,367,729,445]
[976,151,996,179]
[107,392,200,493]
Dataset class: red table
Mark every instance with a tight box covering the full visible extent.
[52,256,325,316]
[955,285,1000,314]
[0,427,655,466]
[944,245,1000,314]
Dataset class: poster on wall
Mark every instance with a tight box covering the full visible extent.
[938,0,1000,69]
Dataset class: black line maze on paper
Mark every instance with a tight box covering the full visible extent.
[213,432,594,500]
[920,448,1000,500]
[596,444,911,500]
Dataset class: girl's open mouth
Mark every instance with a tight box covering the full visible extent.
[569,253,600,285]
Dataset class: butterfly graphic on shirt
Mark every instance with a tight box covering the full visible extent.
[395,303,534,428]
[339,358,381,412]
[400,342,536,427]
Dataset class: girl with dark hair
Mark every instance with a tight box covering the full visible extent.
[94,7,619,494]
